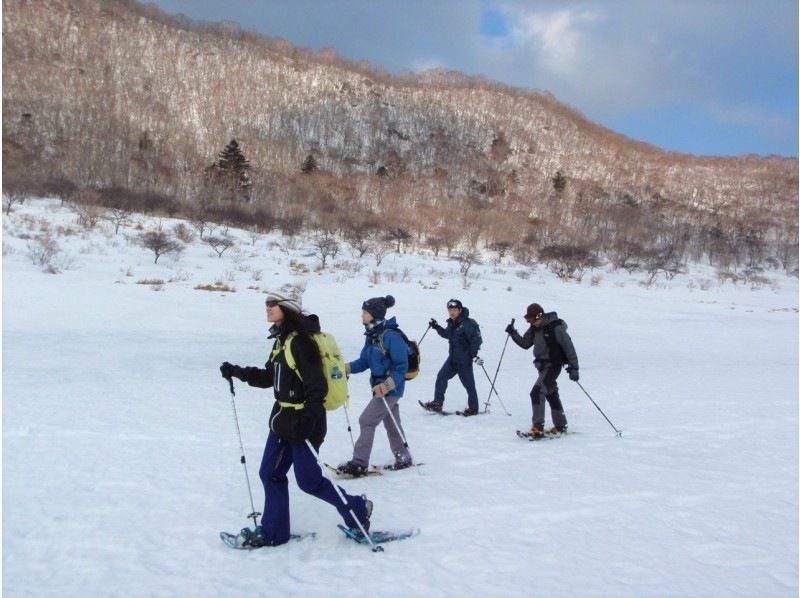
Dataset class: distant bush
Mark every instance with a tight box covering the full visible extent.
[539,245,601,281]
[194,281,236,292]
[137,229,184,263]
[26,232,62,272]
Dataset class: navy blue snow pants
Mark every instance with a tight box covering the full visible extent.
[258,431,368,545]
[434,359,479,411]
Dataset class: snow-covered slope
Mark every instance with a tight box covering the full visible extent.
[3,199,797,596]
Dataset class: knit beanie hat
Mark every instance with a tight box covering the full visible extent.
[446,298,463,309]
[362,295,395,320]
[525,303,544,320]
[265,290,302,314]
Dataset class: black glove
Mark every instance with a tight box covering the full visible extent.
[568,367,579,382]
[297,402,325,439]
[429,318,438,328]
[505,322,515,335]
[220,362,244,381]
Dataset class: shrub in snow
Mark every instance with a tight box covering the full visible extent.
[26,233,62,273]
[205,235,235,258]
[194,282,235,292]
[137,229,184,264]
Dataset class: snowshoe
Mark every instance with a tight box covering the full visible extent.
[337,461,369,478]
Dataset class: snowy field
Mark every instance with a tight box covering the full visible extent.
[3,198,798,597]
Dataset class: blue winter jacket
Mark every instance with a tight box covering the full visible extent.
[434,307,482,365]
[348,317,408,398]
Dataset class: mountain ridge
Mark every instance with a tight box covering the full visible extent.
[2,0,796,272]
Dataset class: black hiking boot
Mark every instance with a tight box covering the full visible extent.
[350,494,373,537]
[391,455,413,470]
[423,401,443,412]
[338,461,368,477]
[460,407,478,417]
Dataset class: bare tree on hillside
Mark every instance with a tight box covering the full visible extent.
[70,192,105,229]
[205,235,236,258]
[456,251,481,288]
[369,238,392,267]
[642,243,686,285]
[539,244,601,282]
[311,232,340,269]
[104,207,133,234]
[425,235,445,257]
[138,229,184,264]
[385,227,412,253]
[2,177,26,214]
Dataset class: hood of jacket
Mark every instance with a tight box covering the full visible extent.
[447,306,470,325]
[541,311,564,329]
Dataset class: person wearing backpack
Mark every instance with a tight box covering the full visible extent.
[505,303,579,438]
[338,295,413,477]
[219,291,372,546]
[422,299,483,416]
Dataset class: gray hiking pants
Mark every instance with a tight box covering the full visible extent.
[352,395,411,466]
[531,363,568,429]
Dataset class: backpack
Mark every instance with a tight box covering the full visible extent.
[378,328,420,381]
[273,331,350,411]
[542,320,566,365]
[466,318,483,352]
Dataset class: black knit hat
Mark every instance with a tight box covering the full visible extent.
[362,295,395,320]
[446,298,463,310]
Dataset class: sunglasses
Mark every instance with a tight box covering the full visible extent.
[266,300,280,308]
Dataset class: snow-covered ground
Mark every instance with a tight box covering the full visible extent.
[3,198,798,597]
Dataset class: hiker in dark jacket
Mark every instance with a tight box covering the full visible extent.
[423,298,483,416]
[338,294,413,477]
[506,303,579,438]
[220,291,372,546]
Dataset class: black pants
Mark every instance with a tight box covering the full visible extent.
[530,362,567,428]
[434,360,479,410]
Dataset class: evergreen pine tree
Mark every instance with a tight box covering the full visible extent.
[301,154,318,174]
[218,139,250,174]
[213,139,251,201]
[552,170,566,193]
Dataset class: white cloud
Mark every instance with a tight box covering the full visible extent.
[511,8,601,77]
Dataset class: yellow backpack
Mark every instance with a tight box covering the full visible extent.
[273,332,350,411]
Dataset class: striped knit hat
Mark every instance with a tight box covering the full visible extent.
[265,290,302,314]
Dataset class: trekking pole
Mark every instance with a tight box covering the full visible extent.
[478,362,511,416]
[575,380,622,437]
[304,439,384,553]
[417,324,432,346]
[342,404,356,450]
[224,376,261,528]
[484,318,514,415]
[379,396,420,475]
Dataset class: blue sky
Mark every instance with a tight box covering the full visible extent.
[150,0,797,157]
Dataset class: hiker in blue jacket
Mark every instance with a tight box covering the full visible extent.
[422,298,483,416]
[338,295,413,477]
